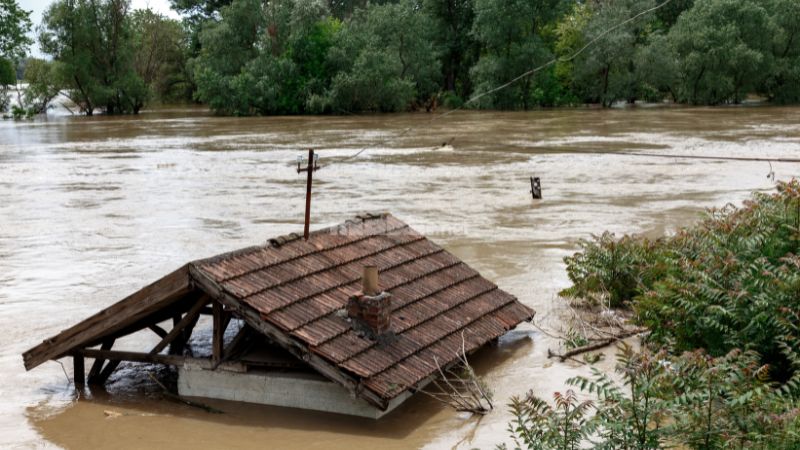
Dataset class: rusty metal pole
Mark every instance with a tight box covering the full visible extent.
[303,149,314,240]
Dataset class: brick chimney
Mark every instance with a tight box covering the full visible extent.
[347,266,392,337]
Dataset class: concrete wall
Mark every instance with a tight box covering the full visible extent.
[177,365,411,419]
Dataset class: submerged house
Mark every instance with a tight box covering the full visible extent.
[22,213,534,418]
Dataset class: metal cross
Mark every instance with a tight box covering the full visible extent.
[297,148,321,240]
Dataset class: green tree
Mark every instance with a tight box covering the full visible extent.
[634,33,677,102]
[130,9,191,104]
[470,0,565,109]
[21,58,61,113]
[654,0,693,29]
[553,2,591,101]
[39,0,147,114]
[423,0,477,102]
[666,0,774,105]
[0,57,15,113]
[572,0,656,107]
[0,0,32,61]
[194,0,338,115]
[325,0,440,112]
[760,0,800,103]
[0,57,14,85]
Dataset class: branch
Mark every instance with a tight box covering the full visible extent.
[547,329,648,362]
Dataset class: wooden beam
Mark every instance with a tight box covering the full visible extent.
[88,340,115,383]
[78,348,213,369]
[171,310,201,356]
[23,265,192,371]
[212,300,224,365]
[189,264,389,410]
[73,354,85,386]
[222,325,250,361]
[149,324,168,339]
[94,360,121,385]
[149,295,209,355]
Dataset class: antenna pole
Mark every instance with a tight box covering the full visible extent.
[297,148,320,240]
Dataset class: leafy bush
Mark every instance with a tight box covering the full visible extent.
[561,180,800,379]
[560,233,671,308]
[502,344,800,450]
[502,389,595,450]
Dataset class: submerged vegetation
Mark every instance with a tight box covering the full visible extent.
[2,0,800,116]
[504,181,800,449]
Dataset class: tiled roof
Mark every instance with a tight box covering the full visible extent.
[192,213,534,400]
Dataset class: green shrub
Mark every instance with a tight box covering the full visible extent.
[560,232,671,308]
[561,180,800,380]
[502,344,800,450]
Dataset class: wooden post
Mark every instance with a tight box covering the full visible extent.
[212,300,224,365]
[530,177,542,199]
[296,149,321,240]
[88,339,115,384]
[73,354,85,386]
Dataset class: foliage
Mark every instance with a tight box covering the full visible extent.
[194,0,439,115]
[502,389,595,450]
[561,180,800,381]
[552,2,590,102]
[39,1,191,115]
[24,0,800,116]
[503,344,800,450]
[325,0,439,113]
[760,0,800,104]
[130,10,191,105]
[469,0,565,109]
[0,57,14,113]
[560,232,671,308]
[423,0,477,98]
[21,58,60,114]
[0,0,32,61]
[572,0,655,106]
[664,0,774,105]
[0,56,14,85]
[40,0,141,115]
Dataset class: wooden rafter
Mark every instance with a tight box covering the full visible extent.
[150,295,209,355]
[149,325,168,339]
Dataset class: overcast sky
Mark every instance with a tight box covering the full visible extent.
[18,0,180,57]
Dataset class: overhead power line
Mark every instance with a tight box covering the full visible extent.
[569,150,800,164]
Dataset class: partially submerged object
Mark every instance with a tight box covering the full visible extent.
[22,213,534,418]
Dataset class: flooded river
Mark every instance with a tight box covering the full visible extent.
[1,106,799,449]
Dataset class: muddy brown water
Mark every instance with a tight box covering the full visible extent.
[1,106,799,449]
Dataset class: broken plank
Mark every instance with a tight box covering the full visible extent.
[23,265,192,370]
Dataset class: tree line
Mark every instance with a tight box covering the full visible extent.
[1,0,799,116]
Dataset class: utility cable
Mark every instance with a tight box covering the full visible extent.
[567,150,800,164]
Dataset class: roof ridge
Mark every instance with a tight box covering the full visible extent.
[191,211,394,267]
